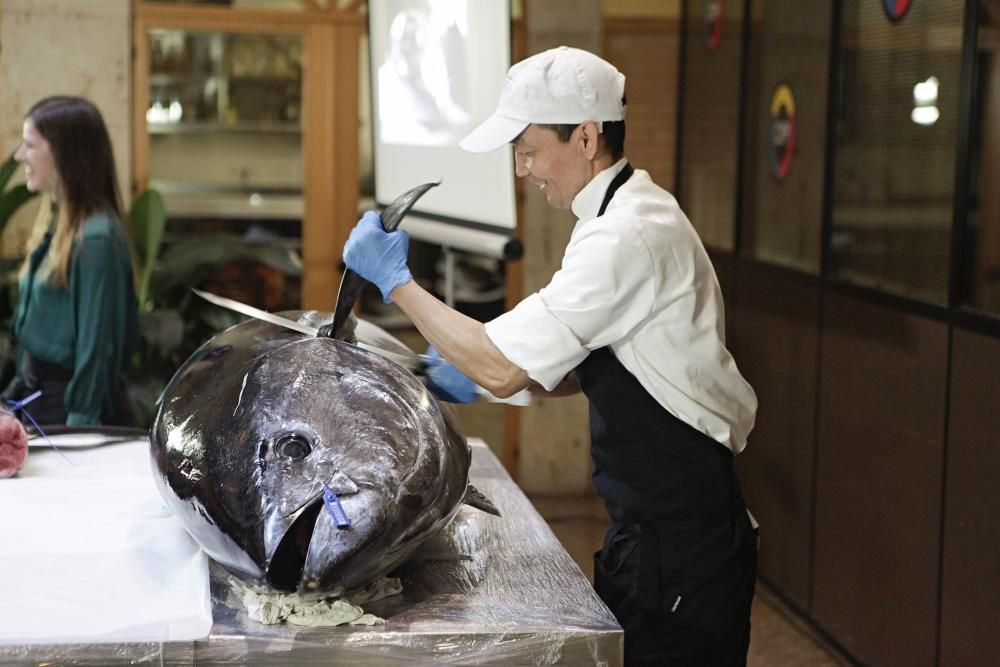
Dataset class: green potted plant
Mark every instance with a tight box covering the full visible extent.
[0,151,37,235]
[124,189,304,427]
[0,151,39,388]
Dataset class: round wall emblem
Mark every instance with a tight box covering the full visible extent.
[704,0,724,50]
[768,83,796,182]
[883,0,912,23]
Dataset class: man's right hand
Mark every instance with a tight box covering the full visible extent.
[343,211,413,303]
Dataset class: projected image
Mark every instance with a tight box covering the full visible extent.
[369,0,515,231]
[377,1,472,146]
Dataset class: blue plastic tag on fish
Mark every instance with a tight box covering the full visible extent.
[322,483,352,529]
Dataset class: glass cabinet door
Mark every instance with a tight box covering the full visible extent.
[146,29,304,221]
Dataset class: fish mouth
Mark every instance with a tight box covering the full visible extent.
[264,472,365,593]
[267,496,325,592]
[265,485,392,595]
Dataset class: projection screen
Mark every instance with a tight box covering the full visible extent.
[368,0,520,259]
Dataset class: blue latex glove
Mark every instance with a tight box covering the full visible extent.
[423,346,478,404]
[343,210,413,303]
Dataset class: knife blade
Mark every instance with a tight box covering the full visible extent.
[194,288,318,335]
[192,288,426,372]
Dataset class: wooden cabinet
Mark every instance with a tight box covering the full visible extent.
[133,1,364,309]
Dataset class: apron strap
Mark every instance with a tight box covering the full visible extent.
[598,162,634,217]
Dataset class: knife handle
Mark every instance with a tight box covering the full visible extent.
[326,181,440,340]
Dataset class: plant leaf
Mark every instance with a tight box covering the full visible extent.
[151,234,247,296]
[0,184,38,234]
[0,151,18,192]
[150,233,302,299]
[138,308,185,358]
[128,189,166,310]
[236,243,303,276]
[195,303,244,332]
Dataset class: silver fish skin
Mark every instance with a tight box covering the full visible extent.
[149,313,471,594]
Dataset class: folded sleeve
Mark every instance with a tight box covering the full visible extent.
[485,294,589,390]
[485,219,658,390]
[64,226,135,425]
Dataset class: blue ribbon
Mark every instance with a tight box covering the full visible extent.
[5,391,72,464]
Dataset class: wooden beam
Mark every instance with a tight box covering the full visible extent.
[302,24,338,311]
[301,21,362,310]
[134,2,364,31]
[502,16,528,479]
[132,16,151,196]
[331,20,362,305]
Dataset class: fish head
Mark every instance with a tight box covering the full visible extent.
[151,317,470,594]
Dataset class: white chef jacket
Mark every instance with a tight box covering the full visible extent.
[484,159,757,453]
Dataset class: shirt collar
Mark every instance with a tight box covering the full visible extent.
[571,158,629,221]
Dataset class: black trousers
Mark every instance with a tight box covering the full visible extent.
[1,350,135,427]
[594,518,757,666]
[1,352,72,426]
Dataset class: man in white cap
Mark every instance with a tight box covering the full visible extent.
[344,45,758,665]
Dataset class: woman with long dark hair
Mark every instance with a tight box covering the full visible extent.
[3,95,139,426]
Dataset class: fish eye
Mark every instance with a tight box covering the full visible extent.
[274,433,312,461]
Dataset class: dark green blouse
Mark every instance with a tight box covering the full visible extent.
[13,212,139,425]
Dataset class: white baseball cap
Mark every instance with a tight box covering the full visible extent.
[459,46,626,153]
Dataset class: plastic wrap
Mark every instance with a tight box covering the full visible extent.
[0,439,622,665]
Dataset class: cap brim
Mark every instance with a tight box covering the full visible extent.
[459,114,528,153]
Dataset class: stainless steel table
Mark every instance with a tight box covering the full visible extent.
[1,439,622,666]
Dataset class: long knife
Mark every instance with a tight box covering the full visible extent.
[192,289,531,406]
[192,288,427,372]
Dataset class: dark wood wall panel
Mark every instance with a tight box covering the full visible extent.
[729,264,820,610]
[708,249,735,343]
[812,293,947,667]
[604,18,679,190]
[939,328,1000,667]
[710,249,734,296]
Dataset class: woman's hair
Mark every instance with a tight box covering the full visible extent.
[22,96,125,287]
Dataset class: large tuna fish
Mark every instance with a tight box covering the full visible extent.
[150,184,495,595]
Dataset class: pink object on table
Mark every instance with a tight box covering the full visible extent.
[0,411,28,478]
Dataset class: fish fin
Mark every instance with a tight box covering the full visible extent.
[463,484,501,517]
[327,470,359,495]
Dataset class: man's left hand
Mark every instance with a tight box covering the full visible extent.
[343,210,413,303]
[423,346,479,404]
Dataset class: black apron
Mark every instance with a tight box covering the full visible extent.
[1,351,72,426]
[577,163,757,665]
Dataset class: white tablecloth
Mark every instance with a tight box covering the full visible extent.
[0,438,212,645]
